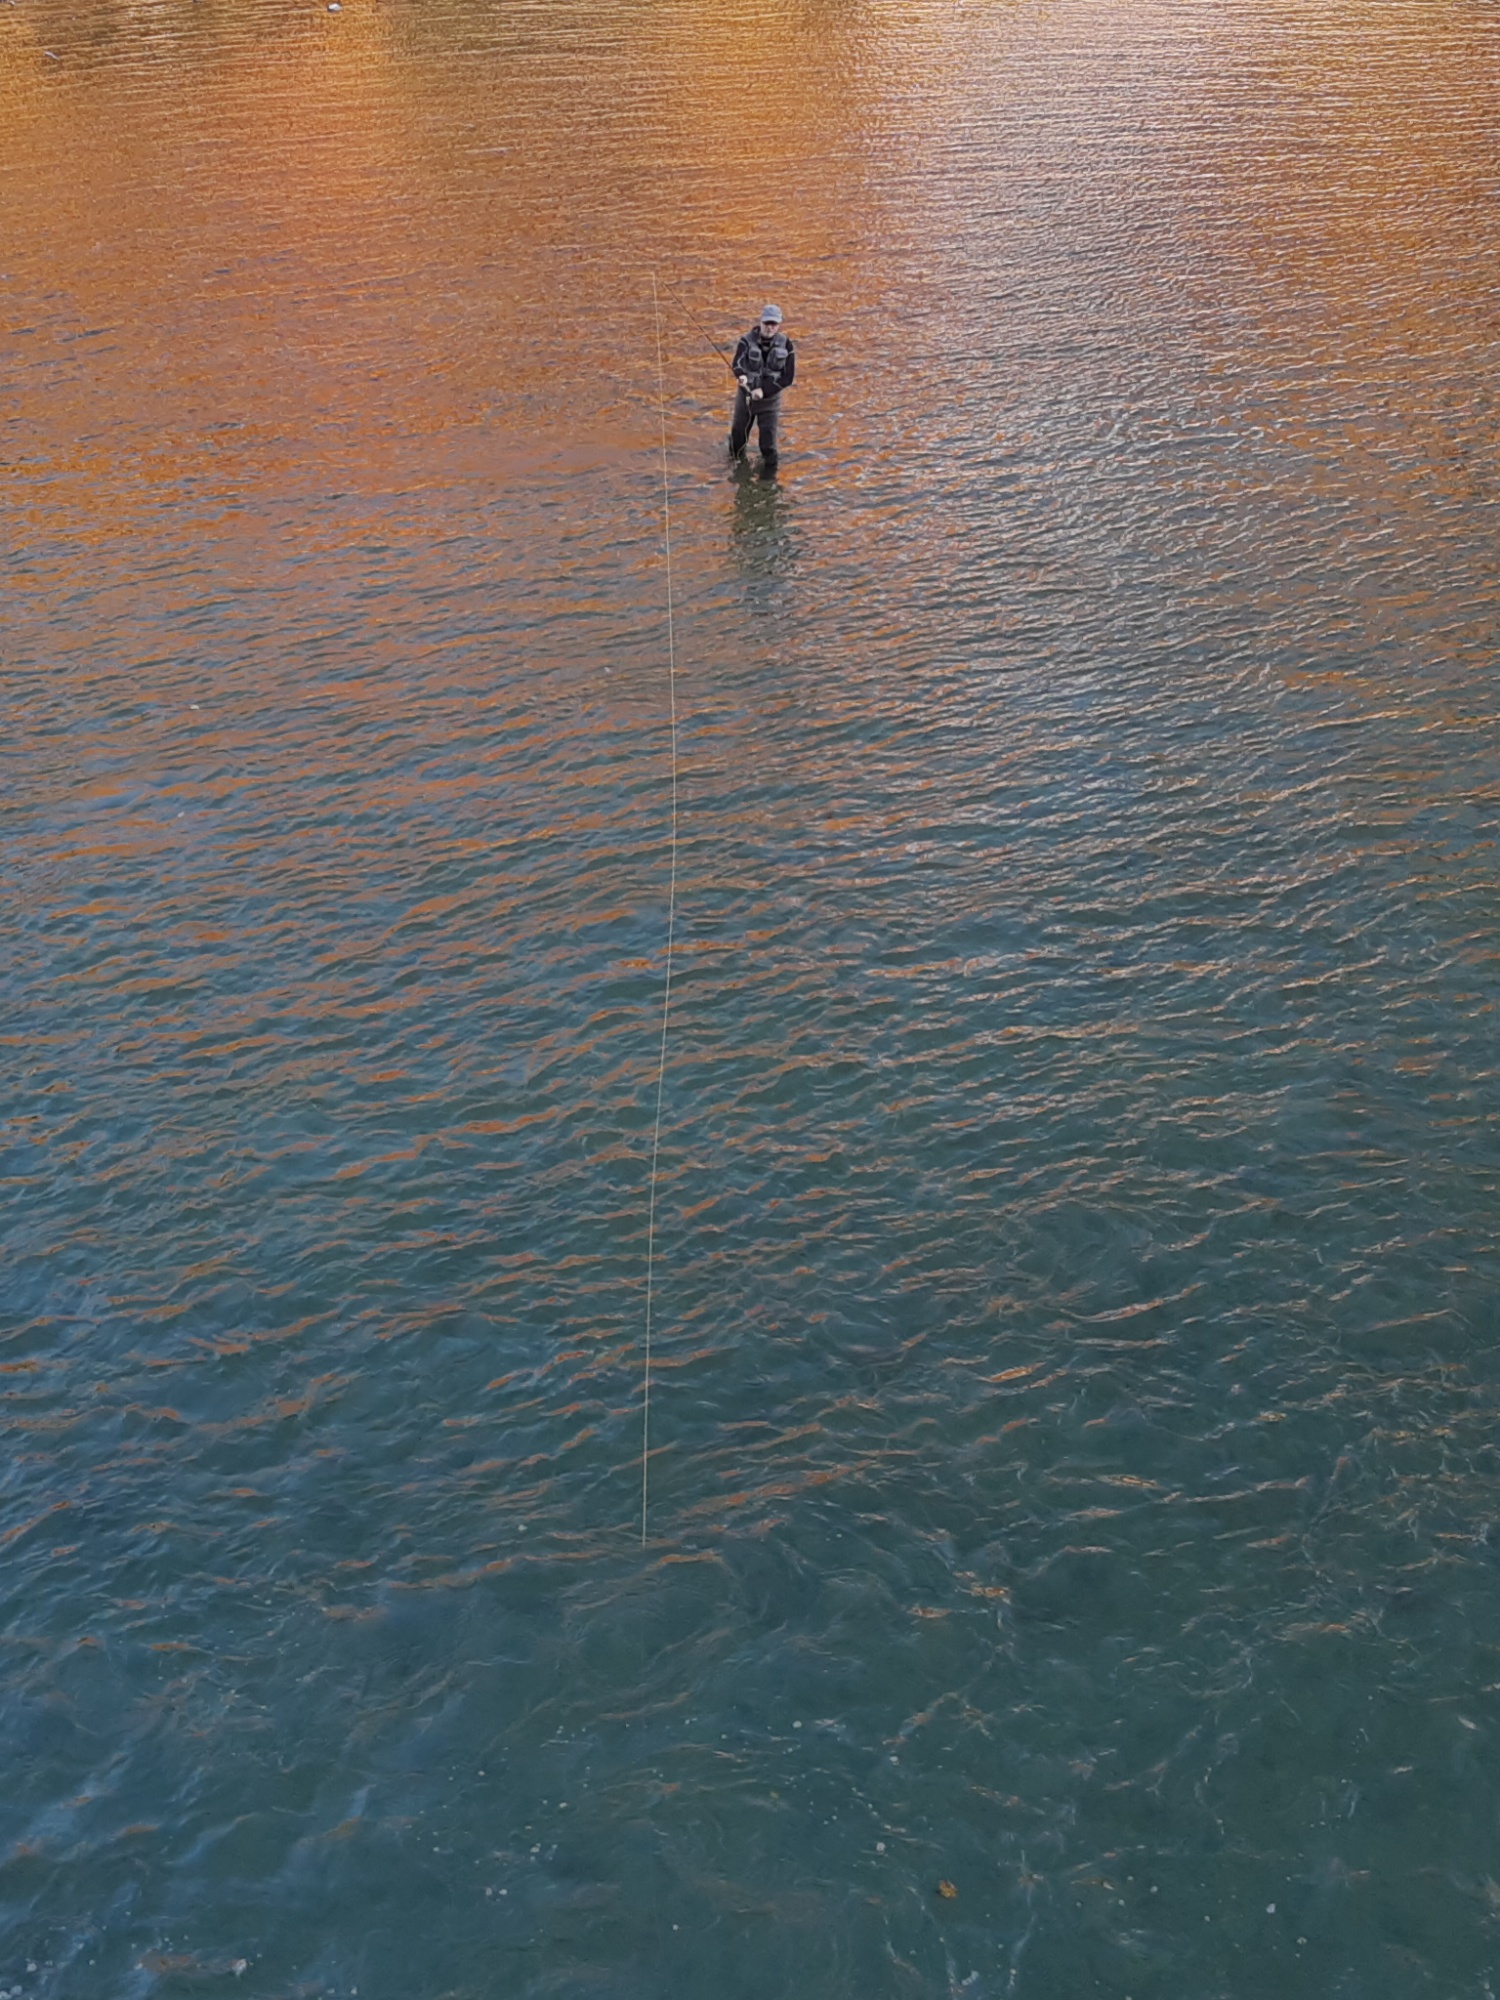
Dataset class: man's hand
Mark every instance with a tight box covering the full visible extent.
[751,386,764,401]
[738,375,751,390]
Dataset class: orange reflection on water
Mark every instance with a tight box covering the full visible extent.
[3,0,1495,785]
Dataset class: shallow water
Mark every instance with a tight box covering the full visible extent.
[3,0,1500,1994]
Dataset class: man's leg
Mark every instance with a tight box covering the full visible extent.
[729,388,752,457]
[756,395,780,469]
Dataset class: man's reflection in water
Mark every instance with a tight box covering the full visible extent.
[728,455,797,589]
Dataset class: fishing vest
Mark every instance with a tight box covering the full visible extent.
[744,328,790,394]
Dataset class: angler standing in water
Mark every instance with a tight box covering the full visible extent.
[729,304,796,471]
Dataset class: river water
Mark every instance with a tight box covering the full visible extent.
[4,0,1499,1994]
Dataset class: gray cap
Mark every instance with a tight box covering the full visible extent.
[759,303,783,323]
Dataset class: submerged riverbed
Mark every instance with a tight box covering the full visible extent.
[4,0,1499,1994]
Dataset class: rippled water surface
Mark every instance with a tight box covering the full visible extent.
[4,0,1500,1993]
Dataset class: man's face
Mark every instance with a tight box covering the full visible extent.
[760,318,782,337]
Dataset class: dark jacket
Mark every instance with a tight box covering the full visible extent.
[732,327,796,401]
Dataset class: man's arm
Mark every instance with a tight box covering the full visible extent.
[780,341,796,391]
[732,334,751,387]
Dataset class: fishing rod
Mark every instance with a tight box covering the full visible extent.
[658,282,740,378]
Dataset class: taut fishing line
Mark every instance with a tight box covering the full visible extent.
[640,270,679,1545]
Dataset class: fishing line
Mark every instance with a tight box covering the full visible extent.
[640,269,679,1546]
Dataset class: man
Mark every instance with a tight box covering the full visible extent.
[729,304,796,470]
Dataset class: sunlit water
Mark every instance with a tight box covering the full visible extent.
[4,0,1499,1994]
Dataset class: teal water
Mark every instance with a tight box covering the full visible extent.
[4,0,1499,1993]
